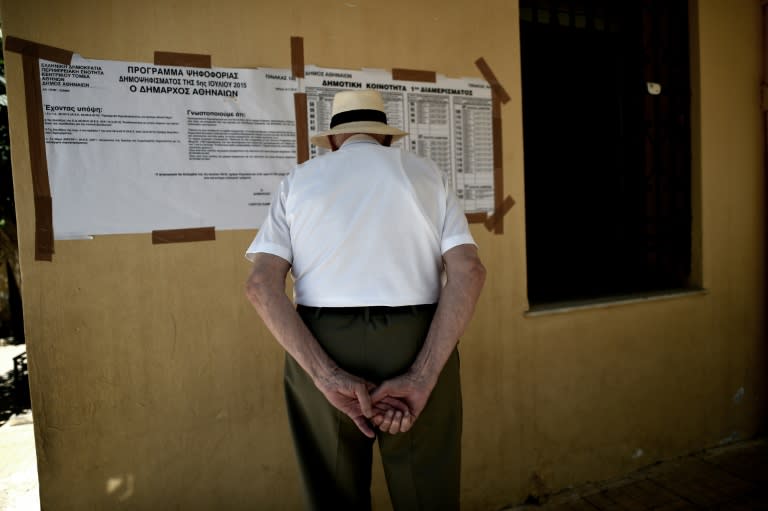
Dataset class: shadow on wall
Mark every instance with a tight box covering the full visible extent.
[0,351,30,427]
[760,27,768,441]
[760,99,768,433]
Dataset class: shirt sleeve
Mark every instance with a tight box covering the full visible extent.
[244,176,293,263]
[440,179,477,254]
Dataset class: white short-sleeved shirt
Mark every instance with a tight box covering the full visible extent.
[245,136,476,307]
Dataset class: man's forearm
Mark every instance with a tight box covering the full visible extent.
[410,245,486,388]
[244,259,337,383]
[245,253,382,436]
[369,244,485,434]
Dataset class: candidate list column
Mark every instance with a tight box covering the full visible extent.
[406,92,452,187]
[453,96,494,213]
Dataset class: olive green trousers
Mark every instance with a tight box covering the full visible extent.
[285,304,462,511]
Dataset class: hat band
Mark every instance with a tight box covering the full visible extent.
[330,109,387,128]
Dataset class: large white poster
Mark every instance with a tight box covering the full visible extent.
[41,56,298,238]
[40,57,494,238]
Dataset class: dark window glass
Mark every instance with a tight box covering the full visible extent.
[520,0,692,305]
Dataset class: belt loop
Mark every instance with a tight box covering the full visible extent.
[314,307,322,319]
[363,307,370,323]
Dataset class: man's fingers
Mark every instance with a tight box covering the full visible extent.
[388,411,403,434]
[375,410,407,435]
[377,396,410,414]
[378,409,393,433]
[371,407,415,434]
[370,383,393,403]
[373,403,393,416]
[353,383,373,418]
[351,415,375,438]
[400,414,412,433]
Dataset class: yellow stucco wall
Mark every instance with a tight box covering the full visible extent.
[0,0,764,509]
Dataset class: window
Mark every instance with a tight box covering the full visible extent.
[520,0,693,305]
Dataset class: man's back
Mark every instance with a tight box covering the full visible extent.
[249,136,473,307]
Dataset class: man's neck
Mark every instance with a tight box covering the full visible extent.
[341,134,380,146]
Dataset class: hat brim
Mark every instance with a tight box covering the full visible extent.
[310,121,408,149]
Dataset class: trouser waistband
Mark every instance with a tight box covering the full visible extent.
[297,303,437,319]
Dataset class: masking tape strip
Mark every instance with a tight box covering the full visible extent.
[152,226,216,244]
[490,94,505,233]
[392,68,436,83]
[466,213,487,224]
[5,37,72,258]
[4,36,73,64]
[291,37,309,163]
[33,196,54,261]
[291,37,305,79]
[484,195,515,232]
[19,49,57,260]
[294,93,310,164]
[21,54,50,199]
[154,51,211,68]
[475,57,510,104]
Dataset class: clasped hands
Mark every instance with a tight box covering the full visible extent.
[314,367,433,439]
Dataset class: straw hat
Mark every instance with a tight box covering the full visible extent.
[310,90,408,149]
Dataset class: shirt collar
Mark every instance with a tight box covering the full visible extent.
[340,134,381,148]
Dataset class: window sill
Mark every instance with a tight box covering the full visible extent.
[524,288,709,318]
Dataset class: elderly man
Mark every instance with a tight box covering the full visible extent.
[245,90,485,510]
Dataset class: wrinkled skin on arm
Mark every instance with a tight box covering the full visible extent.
[245,243,485,437]
[245,253,407,437]
[371,243,486,434]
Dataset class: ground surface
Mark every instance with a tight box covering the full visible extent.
[505,438,768,511]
